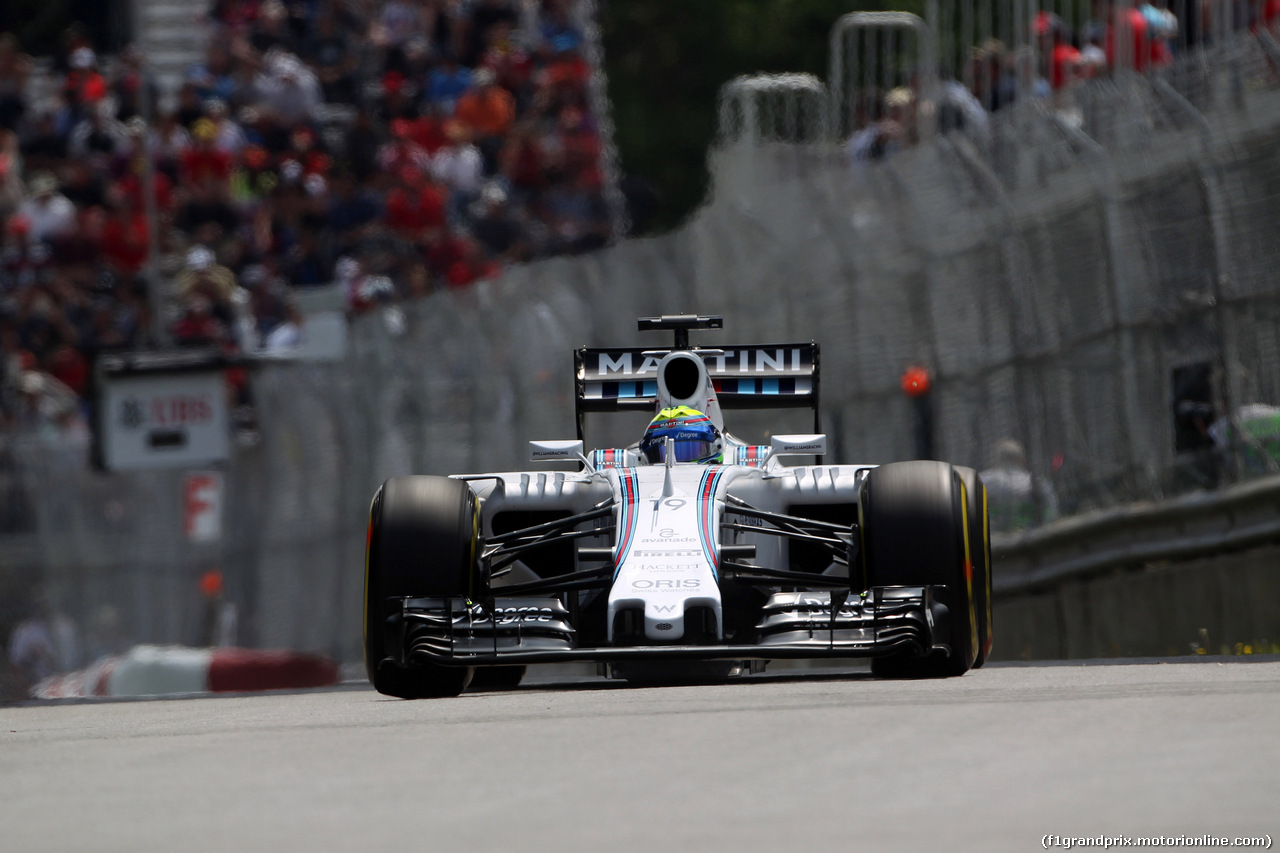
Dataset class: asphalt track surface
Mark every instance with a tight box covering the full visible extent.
[3,659,1277,853]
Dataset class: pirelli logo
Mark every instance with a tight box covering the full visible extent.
[631,549,704,557]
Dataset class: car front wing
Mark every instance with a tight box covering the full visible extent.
[379,585,950,668]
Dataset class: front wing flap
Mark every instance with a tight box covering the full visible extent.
[385,586,947,668]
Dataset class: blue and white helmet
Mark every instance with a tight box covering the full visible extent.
[640,406,723,464]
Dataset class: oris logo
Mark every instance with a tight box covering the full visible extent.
[631,579,700,590]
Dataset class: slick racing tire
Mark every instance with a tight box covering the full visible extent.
[364,475,477,699]
[955,466,993,668]
[860,460,978,678]
[468,665,527,690]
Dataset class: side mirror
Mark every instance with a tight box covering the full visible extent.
[529,439,584,463]
[769,434,827,458]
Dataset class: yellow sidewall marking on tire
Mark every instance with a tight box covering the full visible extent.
[959,481,978,661]
[981,484,993,657]
[362,488,379,664]
[468,496,479,600]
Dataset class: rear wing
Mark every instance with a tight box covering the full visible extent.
[574,342,820,440]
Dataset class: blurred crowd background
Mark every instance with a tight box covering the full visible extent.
[0,0,617,438]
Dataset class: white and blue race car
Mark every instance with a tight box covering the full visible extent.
[363,315,993,697]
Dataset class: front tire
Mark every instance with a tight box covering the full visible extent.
[860,461,978,678]
[364,476,477,698]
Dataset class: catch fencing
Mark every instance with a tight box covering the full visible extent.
[7,14,1280,665]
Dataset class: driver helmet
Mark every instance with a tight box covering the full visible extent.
[640,406,723,464]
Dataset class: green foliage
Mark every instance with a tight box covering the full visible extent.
[600,0,923,234]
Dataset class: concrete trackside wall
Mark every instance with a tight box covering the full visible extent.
[993,544,1280,660]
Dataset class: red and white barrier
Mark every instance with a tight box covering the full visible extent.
[32,645,339,699]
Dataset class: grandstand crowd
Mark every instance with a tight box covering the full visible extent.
[0,0,613,432]
[849,0,1280,161]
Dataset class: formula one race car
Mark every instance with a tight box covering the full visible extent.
[363,315,992,697]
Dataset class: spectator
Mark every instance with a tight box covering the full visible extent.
[208,0,261,34]
[980,439,1060,532]
[68,100,127,163]
[62,46,108,118]
[302,9,361,104]
[471,181,527,261]
[377,118,433,178]
[246,0,298,59]
[423,52,474,115]
[327,168,383,253]
[181,118,235,187]
[13,370,81,438]
[172,246,243,347]
[255,52,322,126]
[479,20,534,107]
[97,180,150,278]
[455,67,516,171]
[1035,12,1082,91]
[372,0,425,53]
[109,44,159,123]
[499,122,548,197]
[1264,0,1280,32]
[263,297,303,352]
[384,165,446,239]
[0,129,22,220]
[16,172,76,245]
[464,0,520,68]
[846,87,917,162]
[443,234,500,288]
[147,109,192,175]
[936,71,991,145]
[1079,23,1109,77]
[204,98,248,155]
[431,120,484,222]
[282,220,333,287]
[196,569,237,648]
[1209,403,1280,476]
[539,0,585,57]
[554,105,603,187]
[7,597,58,687]
[1095,0,1173,72]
